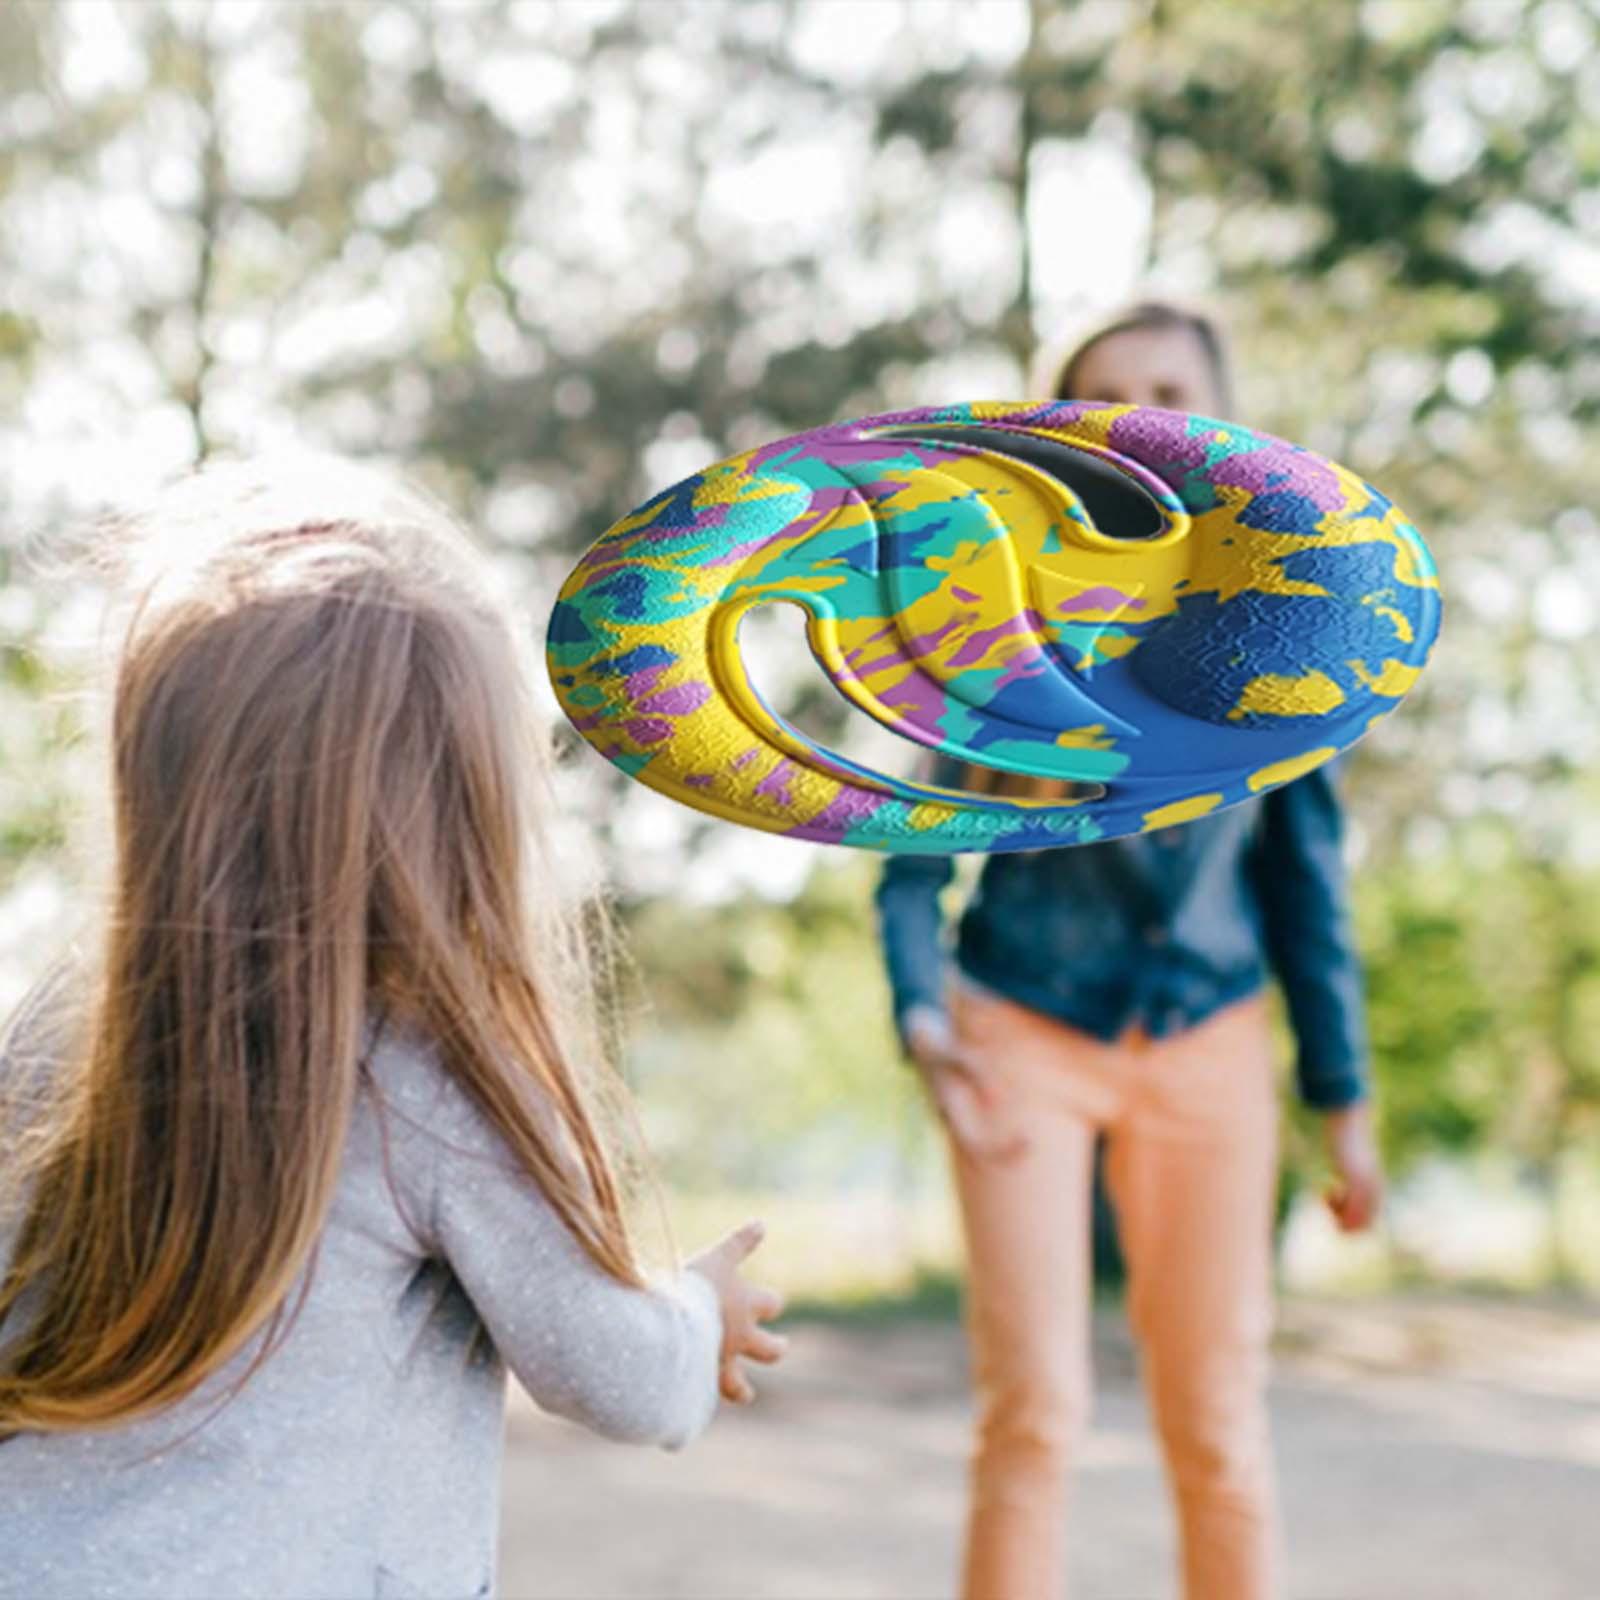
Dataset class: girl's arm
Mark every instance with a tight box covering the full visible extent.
[871,768,1029,1160]
[419,1068,723,1452]
[874,851,956,1047]
[1250,762,1372,1110]
[872,755,962,1048]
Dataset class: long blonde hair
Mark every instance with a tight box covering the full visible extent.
[0,455,646,1439]
[1049,298,1234,415]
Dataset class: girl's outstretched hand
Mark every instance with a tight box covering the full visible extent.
[1322,1101,1384,1232]
[686,1221,788,1405]
[904,1004,1029,1163]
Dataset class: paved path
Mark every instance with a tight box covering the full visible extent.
[499,1295,1600,1600]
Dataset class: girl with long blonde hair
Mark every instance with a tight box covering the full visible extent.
[0,456,785,1600]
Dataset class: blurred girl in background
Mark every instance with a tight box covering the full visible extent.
[875,301,1383,1600]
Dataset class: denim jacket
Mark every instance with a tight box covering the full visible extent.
[873,758,1370,1110]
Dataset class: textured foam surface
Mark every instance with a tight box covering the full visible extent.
[546,401,1441,854]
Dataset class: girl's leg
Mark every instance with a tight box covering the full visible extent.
[946,983,1119,1600]
[1102,996,1283,1600]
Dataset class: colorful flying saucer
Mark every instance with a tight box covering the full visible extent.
[546,401,1440,853]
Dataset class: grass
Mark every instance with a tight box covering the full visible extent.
[781,1265,966,1326]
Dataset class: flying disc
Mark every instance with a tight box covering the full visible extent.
[546,401,1440,853]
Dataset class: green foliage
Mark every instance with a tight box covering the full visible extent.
[0,1,1595,1278]
[1357,832,1600,1172]
[1358,861,1501,1154]
[622,860,920,1192]
[619,840,1600,1217]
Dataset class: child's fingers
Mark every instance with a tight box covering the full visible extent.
[703,1219,766,1272]
[739,1328,788,1365]
[720,1359,755,1404]
[750,1284,786,1322]
[728,1219,766,1260]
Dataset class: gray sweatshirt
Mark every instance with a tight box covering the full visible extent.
[0,962,724,1600]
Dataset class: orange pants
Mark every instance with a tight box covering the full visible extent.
[947,979,1282,1600]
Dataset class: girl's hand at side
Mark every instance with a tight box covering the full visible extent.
[686,1221,788,1405]
[903,1003,1029,1163]
[1322,1101,1384,1232]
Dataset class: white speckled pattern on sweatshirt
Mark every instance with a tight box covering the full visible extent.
[0,964,724,1600]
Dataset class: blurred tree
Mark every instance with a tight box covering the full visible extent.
[0,0,1597,1262]
[12,0,1590,867]
[879,0,1600,858]
[863,0,1600,1252]
[622,858,916,1191]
